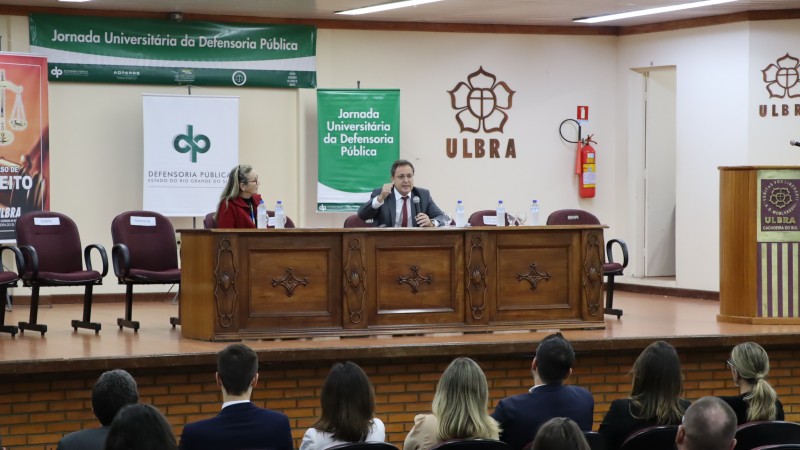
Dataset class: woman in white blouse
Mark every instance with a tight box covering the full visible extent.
[300,362,385,450]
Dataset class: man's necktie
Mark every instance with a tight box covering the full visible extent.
[401,196,409,227]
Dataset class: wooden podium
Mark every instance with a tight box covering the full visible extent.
[719,166,800,324]
[179,226,607,341]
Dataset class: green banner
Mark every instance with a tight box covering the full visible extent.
[317,90,400,212]
[29,14,316,88]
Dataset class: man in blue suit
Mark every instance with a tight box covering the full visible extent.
[179,344,293,450]
[491,333,594,450]
[357,159,447,228]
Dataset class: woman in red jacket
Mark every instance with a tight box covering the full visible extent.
[215,165,263,228]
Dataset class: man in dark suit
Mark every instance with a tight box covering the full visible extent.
[491,333,594,450]
[179,344,293,450]
[357,159,447,227]
[57,369,139,450]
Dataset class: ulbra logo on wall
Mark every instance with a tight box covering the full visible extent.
[445,67,517,158]
[759,53,800,118]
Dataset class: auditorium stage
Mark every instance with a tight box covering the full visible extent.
[1,291,799,450]
[1,291,798,374]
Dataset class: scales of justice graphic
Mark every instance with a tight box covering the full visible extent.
[0,69,28,146]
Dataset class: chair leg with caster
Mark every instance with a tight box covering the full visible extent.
[18,285,48,336]
[71,285,102,334]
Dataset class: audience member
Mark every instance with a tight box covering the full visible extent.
[676,396,737,450]
[58,369,139,450]
[404,357,500,450]
[105,403,177,450]
[179,344,293,450]
[215,164,264,228]
[491,333,594,450]
[300,361,385,450]
[598,340,690,450]
[531,417,591,450]
[718,342,784,424]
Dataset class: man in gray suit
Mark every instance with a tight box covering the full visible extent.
[57,369,139,450]
[357,159,447,227]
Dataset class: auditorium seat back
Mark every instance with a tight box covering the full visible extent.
[735,421,800,450]
[431,439,512,450]
[327,443,398,450]
[619,425,678,450]
[547,208,629,318]
[203,212,217,229]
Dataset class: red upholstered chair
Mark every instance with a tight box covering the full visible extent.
[467,210,514,227]
[111,211,181,331]
[203,212,217,229]
[15,211,108,335]
[619,425,678,450]
[734,421,800,450]
[0,246,24,336]
[432,439,512,450]
[268,210,295,228]
[344,214,372,228]
[546,209,629,318]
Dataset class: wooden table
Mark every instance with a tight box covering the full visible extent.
[179,225,606,341]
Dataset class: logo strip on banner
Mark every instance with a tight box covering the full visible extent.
[29,14,317,88]
[317,90,400,212]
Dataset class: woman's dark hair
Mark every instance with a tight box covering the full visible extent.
[313,361,375,442]
[105,403,177,450]
[629,340,686,424]
[532,417,590,450]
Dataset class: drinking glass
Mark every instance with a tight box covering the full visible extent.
[441,212,452,227]
[516,211,527,226]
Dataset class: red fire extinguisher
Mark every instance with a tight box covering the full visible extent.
[575,134,596,198]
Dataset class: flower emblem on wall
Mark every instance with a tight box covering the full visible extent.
[448,67,515,133]
[762,53,800,99]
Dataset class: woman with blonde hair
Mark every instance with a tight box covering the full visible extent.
[598,341,690,450]
[404,357,500,450]
[215,164,263,228]
[719,341,784,424]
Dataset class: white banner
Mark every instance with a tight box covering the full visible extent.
[142,94,238,216]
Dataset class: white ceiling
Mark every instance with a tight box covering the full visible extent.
[4,0,800,28]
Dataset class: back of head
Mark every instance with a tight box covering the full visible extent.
[729,342,777,421]
[532,417,590,450]
[432,357,499,441]
[104,403,177,450]
[217,343,258,396]
[316,361,375,443]
[535,333,575,383]
[630,341,685,424]
[92,369,139,426]
[680,396,737,450]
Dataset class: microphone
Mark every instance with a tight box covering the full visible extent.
[413,196,421,219]
[791,140,800,147]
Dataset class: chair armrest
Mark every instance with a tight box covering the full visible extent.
[0,245,25,276]
[607,238,629,269]
[84,244,109,277]
[111,243,131,279]
[18,245,38,280]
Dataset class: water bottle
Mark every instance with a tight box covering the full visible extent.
[455,200,466,227]
[256,199,268,229]
[529,200,540,226]
[274,200,285,229]
[496,200,506,227]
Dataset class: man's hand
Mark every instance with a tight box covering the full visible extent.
[416,213,435,227]
[378,182,393,202]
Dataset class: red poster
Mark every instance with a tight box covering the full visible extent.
[0,53,49,240]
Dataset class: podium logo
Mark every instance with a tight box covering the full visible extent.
[761,179,800,231]
[445,67,517,159]
[173,124,210,163]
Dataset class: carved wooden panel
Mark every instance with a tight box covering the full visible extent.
[370,232,464,327]
[240,234,342,330]
[213,238,238,329]
[582,230,605,317]
[344,235,367,326]
[493,231,578,321]
[465,233,489,322]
